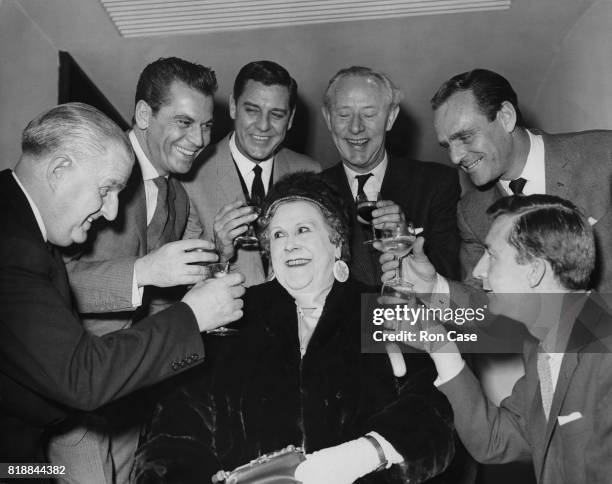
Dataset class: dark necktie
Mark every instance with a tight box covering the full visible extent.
[509,177,527,195]
[251,164,265,202]
[147,177,175,252]
[355,173,373,199]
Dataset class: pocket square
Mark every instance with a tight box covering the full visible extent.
[558,411,582,426]
[414,227,424,235]
[587,217,598,226]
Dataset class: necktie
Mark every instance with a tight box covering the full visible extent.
[509,177,527,195]
[355,173,373,199]
[251,164,265,202]
[147,177,175,252]
[537,349,554,420]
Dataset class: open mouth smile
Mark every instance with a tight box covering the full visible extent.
[286,258,310,267]
[175,145,197,157]
[461,156,483,172]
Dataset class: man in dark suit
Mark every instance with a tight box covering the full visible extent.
[414,194,612,483]
[182,60,320,287]
[0,103,244,476]
[58,58,227,482]
[321,66,460,287]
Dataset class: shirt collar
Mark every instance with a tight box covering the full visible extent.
[499,130,545,195]
[342,152,388,197]
[12,171,48,242]
[229,132,274,187]
[129,130,165,180]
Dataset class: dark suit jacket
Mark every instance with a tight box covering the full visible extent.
[322,155,461,286]
[64,156,190,335]
[181,133,321,287]
[0,169,203,462]
[439,292,612,483]
[452,130,612,306]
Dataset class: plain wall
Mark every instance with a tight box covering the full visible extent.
[0,0,58,170]
[533,0,612,132]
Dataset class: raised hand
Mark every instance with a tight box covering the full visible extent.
[213,200,259,262]
[377,237,437,294]
[135,239,219,288]
[182,272,245,332]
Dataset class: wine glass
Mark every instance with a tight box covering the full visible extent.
[355,191,379,242]
[204,261,239,336]
[234,195,262,250]
[379,224,416,288]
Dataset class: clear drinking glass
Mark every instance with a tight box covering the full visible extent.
[204,261,239,336]
[234,195,262,250]
[356,191,379,242]
[379,224,416,288]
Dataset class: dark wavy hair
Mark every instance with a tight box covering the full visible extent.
[431,68,524,127]
[135,57,217,114]
[233,60,297,111]
[258,172,351,261]
[487,194,595,290]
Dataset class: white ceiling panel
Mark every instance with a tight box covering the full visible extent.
[100,0,512,37]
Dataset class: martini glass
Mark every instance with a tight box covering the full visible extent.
[234,195,262,250]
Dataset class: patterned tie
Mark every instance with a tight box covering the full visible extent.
[509,177,527,195]
[147,177,175,252]
[355,173,373,199]
[251,164,265,202]
[537,348,554,420]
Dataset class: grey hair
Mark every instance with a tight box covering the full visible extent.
[322,66,403,110]
[22,102,132,160]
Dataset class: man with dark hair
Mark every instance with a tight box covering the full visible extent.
[384,68,612,297]
[0,103,244,480]
[322,66,461,286]
[403,194,612,483]
[58,57,223,482]
[183,60,320,286]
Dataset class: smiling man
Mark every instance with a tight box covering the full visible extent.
[57,57,222,483]
[419,194,612,483]
[0,103,245,482]
[321,66,460,286]
[183,60,320,286]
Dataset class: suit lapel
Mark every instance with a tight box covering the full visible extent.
[217,135,247,204]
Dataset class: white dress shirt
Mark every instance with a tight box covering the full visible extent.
[229,133,274,197]
[342,153,388,200]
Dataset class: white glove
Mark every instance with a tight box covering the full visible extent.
[294,437,381,484]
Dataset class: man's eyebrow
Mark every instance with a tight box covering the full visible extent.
[173,114,195,122]
[448,128,475,141]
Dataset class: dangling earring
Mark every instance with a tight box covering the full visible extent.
[333,259,349,282]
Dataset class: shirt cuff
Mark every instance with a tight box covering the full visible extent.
[366,431,403,468]
[131,267,144,307]
[429,274,450,309]
[433,356,466,387]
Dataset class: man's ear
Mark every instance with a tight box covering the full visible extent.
[321,106,332,131]
[287,107,296,131]
[134,100,152,130]
[229,94,237,120]
[496,101,517,133]
[386,104,400,132]
[47,155,73,192]
[528,258,546,288]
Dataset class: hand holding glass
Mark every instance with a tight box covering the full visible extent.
[234,195,262,250]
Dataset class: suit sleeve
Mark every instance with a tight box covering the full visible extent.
[424,168,461,280]
[457,198,486,289]
[438,363,532,464]
[0,237,204,412]
[64,255,137,312]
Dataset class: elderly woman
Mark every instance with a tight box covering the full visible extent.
[132,172,454,483]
